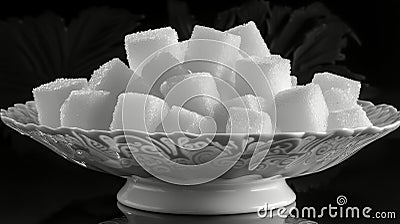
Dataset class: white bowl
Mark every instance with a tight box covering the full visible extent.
[2,100,399,214]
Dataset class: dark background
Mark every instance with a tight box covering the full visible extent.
[0,0,399,223]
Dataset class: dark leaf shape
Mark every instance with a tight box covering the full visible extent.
[214,1,363,84]
[214,7,239,31]
[269,2,332,57]
[0,7,143,151]
[265,4,292,44]
[233,0,269,29]
[292,15,364,83]
[0,7,143,108]
[167,0,195,40]
[215,0,270,33]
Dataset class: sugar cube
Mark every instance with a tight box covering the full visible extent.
[161,106,216,134]
[224,95,271,112]
[182,60,237,101]
[125,27,178,70]
[32,78,87,128]
[60,90,115,130]
[323,87,358,112]
[124,73,153,95]
[172,40,188,62]
[291,76,297,87]
[312,72,361,102]
[234,55,291,102]
[214,95,272,133]
[184,25,241,88]
[88,58,133,99]
[275,84,329,132]
[189,25,241,47]
[226,21,270,58]
[140,51,189,98]
[327,105,372,130]
[160,72,221,117]
[110,93,169,132]
[214,75,239,101]
[226,107,272,134]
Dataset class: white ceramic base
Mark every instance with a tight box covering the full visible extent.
[117,175,296,215]
[117,202,298,224]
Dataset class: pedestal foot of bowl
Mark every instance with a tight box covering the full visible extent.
[117,175,296,215]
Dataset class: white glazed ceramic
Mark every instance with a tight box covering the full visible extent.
[106,202,318,224]
[117,175,295,214]
[1,100,400,214]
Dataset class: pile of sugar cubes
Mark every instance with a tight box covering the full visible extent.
[32,21,372,134]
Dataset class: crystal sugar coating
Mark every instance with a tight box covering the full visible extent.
[110,93,169,132]
[224,95,271,113]
[175,40,189,62]
[226,107,272,134]
[275,84,329,132]
[161,106,216,134]
[88,58,133,99]
[290,76,297,87]
[185,25,241,65]
[124,73,152,95]
[214,95,272,133]
[323,87,358,112]
[182,60,237,102]
[258,56,291,95]
[327,105,372,130]
[226,21,270,58]
[60,90,115,130]
[125,27,178,70]
[160,72,221,117]
[140,51,189,98]
[32,78,87,128]
[312,72,361,102]
[189,25,241,45]
[184,25,241,87]
[234,55,291,106]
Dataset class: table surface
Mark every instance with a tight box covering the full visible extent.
[0,87,399,224]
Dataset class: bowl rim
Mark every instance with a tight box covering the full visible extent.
[1,100,400,138]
